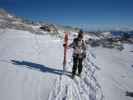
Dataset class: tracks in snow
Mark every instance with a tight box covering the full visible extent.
[48,52,104,100]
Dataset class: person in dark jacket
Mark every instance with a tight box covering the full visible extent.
[69,30,86,78]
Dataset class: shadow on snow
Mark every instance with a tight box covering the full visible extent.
[11,60,63,75]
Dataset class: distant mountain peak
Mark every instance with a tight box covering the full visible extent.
[0,8,13,18]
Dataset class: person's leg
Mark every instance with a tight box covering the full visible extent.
[78,58,83,75]
[72,56,78,76]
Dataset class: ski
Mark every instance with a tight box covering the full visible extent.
[63,32,68,72]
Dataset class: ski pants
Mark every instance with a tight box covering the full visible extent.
[72,55,83,75]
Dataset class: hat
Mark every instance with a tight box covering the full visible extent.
[79,29,83,34]
[78,29,83,38]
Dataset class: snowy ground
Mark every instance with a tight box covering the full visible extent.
[0,28,132,100]
[0,29,63,100]
[92,44,133,100]
[48,47,104,100]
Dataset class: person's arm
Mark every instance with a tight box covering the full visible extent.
[68,38,76,49]
[63,40,74,49]
[82,40,87,50]
[68,42,74,48]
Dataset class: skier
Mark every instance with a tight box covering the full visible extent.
[69,30,87,78]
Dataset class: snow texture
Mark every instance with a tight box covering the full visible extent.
[0,28,133,100]
[48,46,104,100]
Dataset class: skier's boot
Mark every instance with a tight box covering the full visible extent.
[72,74,75,79]
[77,73,81,78]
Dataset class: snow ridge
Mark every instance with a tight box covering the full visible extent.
[48,47,104,100]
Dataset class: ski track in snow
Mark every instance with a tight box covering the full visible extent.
[48,49,104,100]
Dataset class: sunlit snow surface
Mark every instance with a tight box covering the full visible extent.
[92,44,133,100]
[0,29,133,100]
[48,45,104,100]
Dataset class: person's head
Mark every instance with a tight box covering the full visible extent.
[78,29,83,40]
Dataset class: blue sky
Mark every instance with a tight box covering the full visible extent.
[0,0,133,30]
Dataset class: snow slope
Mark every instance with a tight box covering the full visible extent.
[48,45,104,100]
[92,44,133,100]
[0,28,103,100]
[0,29,63,100]
[1,28,132,100]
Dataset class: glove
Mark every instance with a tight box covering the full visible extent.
[63,43,66,47]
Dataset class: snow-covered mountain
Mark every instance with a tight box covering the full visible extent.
[0,28,104,100]
[0,9,80,38]
[0,8,46,34]
[0,8,133,100]
[0,9,13,18]
[0,28,133,100]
